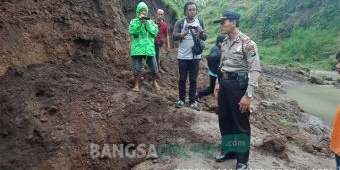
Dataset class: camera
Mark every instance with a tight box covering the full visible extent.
[142,16,150,20]
[188,25,198,29]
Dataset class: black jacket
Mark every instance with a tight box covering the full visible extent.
[206,45,221,75]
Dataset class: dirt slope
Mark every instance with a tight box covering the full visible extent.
[0,0,176,75]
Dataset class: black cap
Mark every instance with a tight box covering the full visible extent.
[213,11,240,24]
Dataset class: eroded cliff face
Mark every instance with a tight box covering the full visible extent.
[0,0,177,75]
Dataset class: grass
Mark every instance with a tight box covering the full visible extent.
[163,0,340,71]
[279,117,295,126]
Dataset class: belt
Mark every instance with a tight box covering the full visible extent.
[219,72,248,81]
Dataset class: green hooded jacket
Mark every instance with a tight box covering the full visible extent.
[129,2,159,57]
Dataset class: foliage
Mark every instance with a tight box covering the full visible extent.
[163,0,340,70]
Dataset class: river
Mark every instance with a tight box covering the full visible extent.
[286,84,340,125]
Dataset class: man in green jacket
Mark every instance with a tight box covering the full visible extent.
[129,2,160,92]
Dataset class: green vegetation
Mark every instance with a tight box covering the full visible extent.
[163,0,340,70]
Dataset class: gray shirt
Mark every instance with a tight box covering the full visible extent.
[172,18,207,60]
[220,32,261,95]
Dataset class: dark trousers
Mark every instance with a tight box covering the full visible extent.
[155,43,161,68]
[197,75,217,98]
[217,79,250,164]
[336,154,340,170]
[178,59,200,104]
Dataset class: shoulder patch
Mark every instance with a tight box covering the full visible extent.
[245,41,256,57]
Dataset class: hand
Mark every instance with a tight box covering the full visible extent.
[184,23,190,29]
[214,84,219,98]
[238,95,251,113]
[197,26,204,34]
[139,13,146,24]
[181,30,189,38]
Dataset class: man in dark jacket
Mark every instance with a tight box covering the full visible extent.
[196,35,226,100]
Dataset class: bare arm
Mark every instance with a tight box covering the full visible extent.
[172,19,188,41]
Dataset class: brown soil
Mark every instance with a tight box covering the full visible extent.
[0,0,336,170]
[0,0,176,75]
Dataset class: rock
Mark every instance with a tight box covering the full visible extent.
[33,112,41,117]
[286,125,300,136]
[1,130,9,138]
[320,148,328,154]
[324,76,333,81]
[274,84,282,90]
[14,118,22,126]
[205,98,218,112]
[278,152,289,161]
[316,152,326,157]
[146,153,158,160]
[335,83,340,89]
[47,106,58,115]
[300,107,305,113]
[260,101,270,107]
[312,144,322,152]
[303,143,314,153]
[272,161,280,167]
[40,115,48,122]
[294,69,306,75]
[253,139,264,147]
[324,80,336,85]
[262,135,286,153]
[120,70,131,78]
[56,125,64,130]
[310,76,325,85]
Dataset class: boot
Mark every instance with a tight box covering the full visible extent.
[132,75,141,92]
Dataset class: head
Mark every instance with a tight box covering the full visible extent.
[136,2,148,17]
[183,2,197,20]
[213,11,240,34]
[156,9,164,21]
[336,51,340,74]
[216,35,226,47]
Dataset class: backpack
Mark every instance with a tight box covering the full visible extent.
[179,18,205,57]
[189,28,205,56]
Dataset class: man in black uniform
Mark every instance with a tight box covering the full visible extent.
[196,35,226,100]
[213,11,261,170]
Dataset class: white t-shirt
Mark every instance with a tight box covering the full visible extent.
[178,18,202,60]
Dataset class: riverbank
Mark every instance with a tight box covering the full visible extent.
[263,65,340,125]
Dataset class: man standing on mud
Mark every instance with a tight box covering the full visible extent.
[128,2,160,92]
[213,11,261,170]
[154,9,171,73]
[172,1,207,110]
[330,51,340,169]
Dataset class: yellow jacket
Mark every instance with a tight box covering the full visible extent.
[331,105,340,155]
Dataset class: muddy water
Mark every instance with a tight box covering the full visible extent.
[286,84,340,125]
